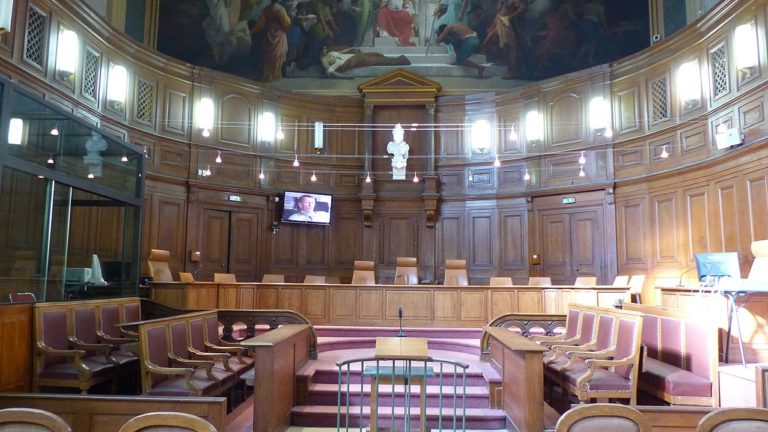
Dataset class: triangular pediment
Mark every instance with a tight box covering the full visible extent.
[358,69,441,105]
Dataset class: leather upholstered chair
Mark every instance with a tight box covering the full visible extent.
[213,273,237,283]
[304,275,326,284]
[444,259,469,285]
[528,276,552,286]
[573,276,597,286]
[262,274,285,283]
[147,249,173,282]
[489,277,513,286]
[9,292,37,302]
[394,257,419,285]
[697,407,768,432]
[555,403,651,432]
[351,260,376,285]
[0,407,72,432]
[118,412,217,432]
[628,275,646,303]
[179,272,195,282]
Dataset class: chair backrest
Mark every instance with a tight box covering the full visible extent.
[118,411,217,432]
[394,257,418,285]
[9,292,37,302]
[612,275,630,286]
[697,407,768,432]
[147,249,173,282]
[489,277,513,286]
[262,274,285,283]
[573,276,597,286]
[39,309,70,367]
[213,273,236,283]
[203,315,223,346]
[528,276,552,286]
[351,261,376,285]
[555,403,651,432]
[628,275,645,294]
[304,275,326,284]
[169,321,192,360]
[188,318,207,352]
[444,259,469,285]
[0,407,72,432]
[72,306,99,344]
[179,272,194,282]
[98,304,122,338]
[749,240,768,280]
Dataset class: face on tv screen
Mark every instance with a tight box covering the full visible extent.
[281,191,332,225]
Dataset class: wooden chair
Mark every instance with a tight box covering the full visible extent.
[628,275,646,303]
[179,272,195,282]
[532,307,582,347]
[351,260,376,285]
[528,276,552,286]
[443,259,469,285]
[394,257,419,285]
[261,274,285,283]
[118,411,217,432]
[0,407,72,432]
[9,292,37,302]
[573,276,597,286]
[489,277,513,286]
[555,403,651,432]
[147,249,173,282]
[213,273,236,283]
[304,275,326,284]
[612,275,630,286]
[697,407,768,431]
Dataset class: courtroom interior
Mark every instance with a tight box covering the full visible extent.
[2,0,768,431]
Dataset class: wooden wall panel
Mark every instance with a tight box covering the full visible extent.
[219,94,252,146]
[714,179,740,253]
[434,291,458,320]
[437,214,463,270]
[470,212,493,268]
[460,291,486,320]
[684,187,711,262]
[303,226,328,267]
[257,287,279,309]
[746,172,768,242]
[358,290,383,320]
[279,288,302,312]
[615,86,640,136]
[331,212,361,268]
[617,198,647,266]
[273,225,298,267]
[652,194,679,264]
[331,289,356,319]
[163,88,187,135]
[380,215,420,268]
[0,304,32,392]
[490,291,517,318]
[303,289,327,321]
[549,93,584,147]
[500,210,526,269]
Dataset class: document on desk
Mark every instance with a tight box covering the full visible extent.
[374,337,429,360]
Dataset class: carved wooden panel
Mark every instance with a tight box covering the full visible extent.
[549,93,584,147]
[220,94,252,146]
[617,198,647,266]
[490,291,517,318]
[358,290,384,320]
[209,153,257,187]
[331,213,362,268]
[616,144,645,169]
[303,225,328,267]
[331,289,357,319]
[156,144,189,178]
[435,109,465,158]
[460,291,486,320]
[648,134,675,164]
[200,209,230,280]
[470,212,493,268]
[438,215,463,270]
[164,88,187,135]
[257,287,279,309]
[229,212,260,282]
[279,288,302,312]
[500,210,526,269]
[434,291,458,319]
[739,97,765,131]
[518,291,542,313]
[386,291,430,319]
[680,125,707,154]
[468,167,495,191]
[273,224,298,266]
[616,87,640,135]
[497,112,523,154]
[303,288,327,320]
[571,210,602,281]
[0,304,32,392]
[652,193,679,264]
[155,195,186,264]
[93,207,122,260]
[380,215,420,267]
[541,213,569,285]
[684,187,710,262]
[714,179,740,253]
[498,164,527,189]
[746,173,768,242]
[238,286,256,309]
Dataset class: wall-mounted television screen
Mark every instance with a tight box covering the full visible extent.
[280,191,332,225]
[695,252,740,285]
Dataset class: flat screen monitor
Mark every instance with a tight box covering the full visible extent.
[695,252,740,285]
[280,191,332,225]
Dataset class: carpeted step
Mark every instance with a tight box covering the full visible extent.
[307,382,490,408]
[291,405,507,429]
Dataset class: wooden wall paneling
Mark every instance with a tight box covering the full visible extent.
[0,304,32,392]
[92,206,123,261]
[218,93,253,147]
[331,288,357,320]
[436,211,463,279]
[617,197,649,269]
[148,139,190,179]
[499,208,527,272]
[193,284,218,309]
[434,290,458,320]
[218,285,237,309]
[547,92,585,149]
[683,185,711,264]
[379,213,420,272]
[679,124,708,159]
[712,177,742,255]
[302,288,327,322]
[272,223,299,268]
[459,290,486,321]
[745,170,768,242]
[302,224,328,268]
[652,192,681,266]
[330,210,363,271]
[518,290,542,312]
[571,209,604,283]
[199,208,230,281]
[279,287,302,313]
[469,210,494,277]
[229,212,260,282]
[386,290,430,320]
[497,163,528,192]
[0,171,45,267]
[542,289,560,313]
[208,153,259,188]
[238,285,256,309]
[540,213,570,285]
[163,87,187,136]
[648,133,676,169]
[257,287,279,309]
[614,140,647,179]
[541,152,598,188]
[490,290,517,318]
[434,102,466,161]
[738,96,765,143]
[614,85,642,137]
[358,289,384,320]
[496,106,523,155]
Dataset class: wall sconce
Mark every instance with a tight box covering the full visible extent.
[678,60,701,111]
[0,2,12,35]
[198,97,214,138]
[470,119,491,154]
[715,123,742,149]
[508,124,518,142]
[525,110,541,145]
[314,121,324,152]
[588,97,612,136]
[735,22,758,81]
[55,28,79,83]
[107,63,128,112]
[258,111,276,144]
[271,221,280,234]
[7,117,23,145]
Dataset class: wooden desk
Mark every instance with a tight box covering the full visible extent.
[369,337,431,431]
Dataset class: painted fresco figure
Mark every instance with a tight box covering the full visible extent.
[386,123,410,180]
[436,23,485,77]
[321,48,411,78]
[376,0,417,46]
[203,0,257,64]
[480,0,526,79]
[251,0,292,81]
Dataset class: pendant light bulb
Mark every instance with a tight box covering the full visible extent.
[293,154,299,167]
[205,165,211,177]
[50,126,59,136]
[578,151,586,165]
[259,170,265,180]
[523,169,530,181]
[87,173,95,179]
[365,172,371,183]
[310,170,317,182]
[493,156,501,167]
[509,125,518,141]
[201,128,210,138]
[412,172,419,183]
[276,128,284,140]
[121,154,128,162]
[47,155,54,164]
[660,145,669,159]
[579,165,586,177]
[215,151,222,163]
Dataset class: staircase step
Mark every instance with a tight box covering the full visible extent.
[308,382,490,408]
[291,405,507,429]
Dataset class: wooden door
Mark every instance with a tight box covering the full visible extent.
[541,213,571,285]
[540,209,605,285]
[228,212,260,282]
[200,209,230,280]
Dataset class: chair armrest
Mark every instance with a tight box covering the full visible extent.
[189,349,233,372]
[585,355,635,369]
[35,342,85,359]
[142,363,200,395]
[551,342,593,354]
[97,330,137,345]
[205,342,247,363]
[561,348,615,371]
[68,337,113,354]
[170,356,217,381]
[533,335,577,346]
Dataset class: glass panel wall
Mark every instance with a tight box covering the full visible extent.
[0,80,143,303]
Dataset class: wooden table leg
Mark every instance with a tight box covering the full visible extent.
[370,376,378,432]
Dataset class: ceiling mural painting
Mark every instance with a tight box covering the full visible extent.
[157,0,649,85]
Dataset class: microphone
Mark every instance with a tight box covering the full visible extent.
[395,306,407,337]
[678,265,698,287]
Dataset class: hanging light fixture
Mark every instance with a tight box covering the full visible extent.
[660,145,669,159]
[293,154,299,167]
[579,165,586,177]
[310,170,317,182]
[204,165,212,176]
[578,151,586,165]
[508,124,518,141]
[523,169,530,181]
[258,169,265,180]
[493,156,501,167]
[276,127,284,140]
[46,155,54,164]
[215,151,222,163]
[365,172,372,183]
[121,154,128,162]
[49,125,59,136]
[412,172,419,183]
[87,173,95,179]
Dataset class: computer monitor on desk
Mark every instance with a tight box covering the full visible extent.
[695,252,740,289]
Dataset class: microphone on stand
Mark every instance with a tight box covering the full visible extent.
[678,265,698,287]
[395,306,407,337]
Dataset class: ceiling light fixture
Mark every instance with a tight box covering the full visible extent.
[578,151,586,165]
[579,165,586,177]
[523,169,530,181]
[310,170,317,182]
[46,155,54,164]
[293,154,299,167]
[121,154,128,162]
[494,156,501,167]
[412,172,419,183]
[365,172,371,183]
[660,145,669,159]
[87,173,95,179]
[258,169,265,180]
[49,125,59,136]
[215,151,222,163]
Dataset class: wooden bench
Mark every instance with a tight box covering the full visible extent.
[32,298,141,394]
[623,303,720,407]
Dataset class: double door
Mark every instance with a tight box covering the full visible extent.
[199,209,261,282]
[540,209,605,285]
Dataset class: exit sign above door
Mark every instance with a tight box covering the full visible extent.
[561,197,576,204]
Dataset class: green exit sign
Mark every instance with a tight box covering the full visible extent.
[562,197,576,204]
[228,195,242,202]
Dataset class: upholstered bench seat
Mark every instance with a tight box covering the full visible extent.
[147,375,218,397]
[38,356,115,380]
[563,366,633,392]
[641,358,712,397]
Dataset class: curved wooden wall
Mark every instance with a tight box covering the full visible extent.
[1,0,766,291]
